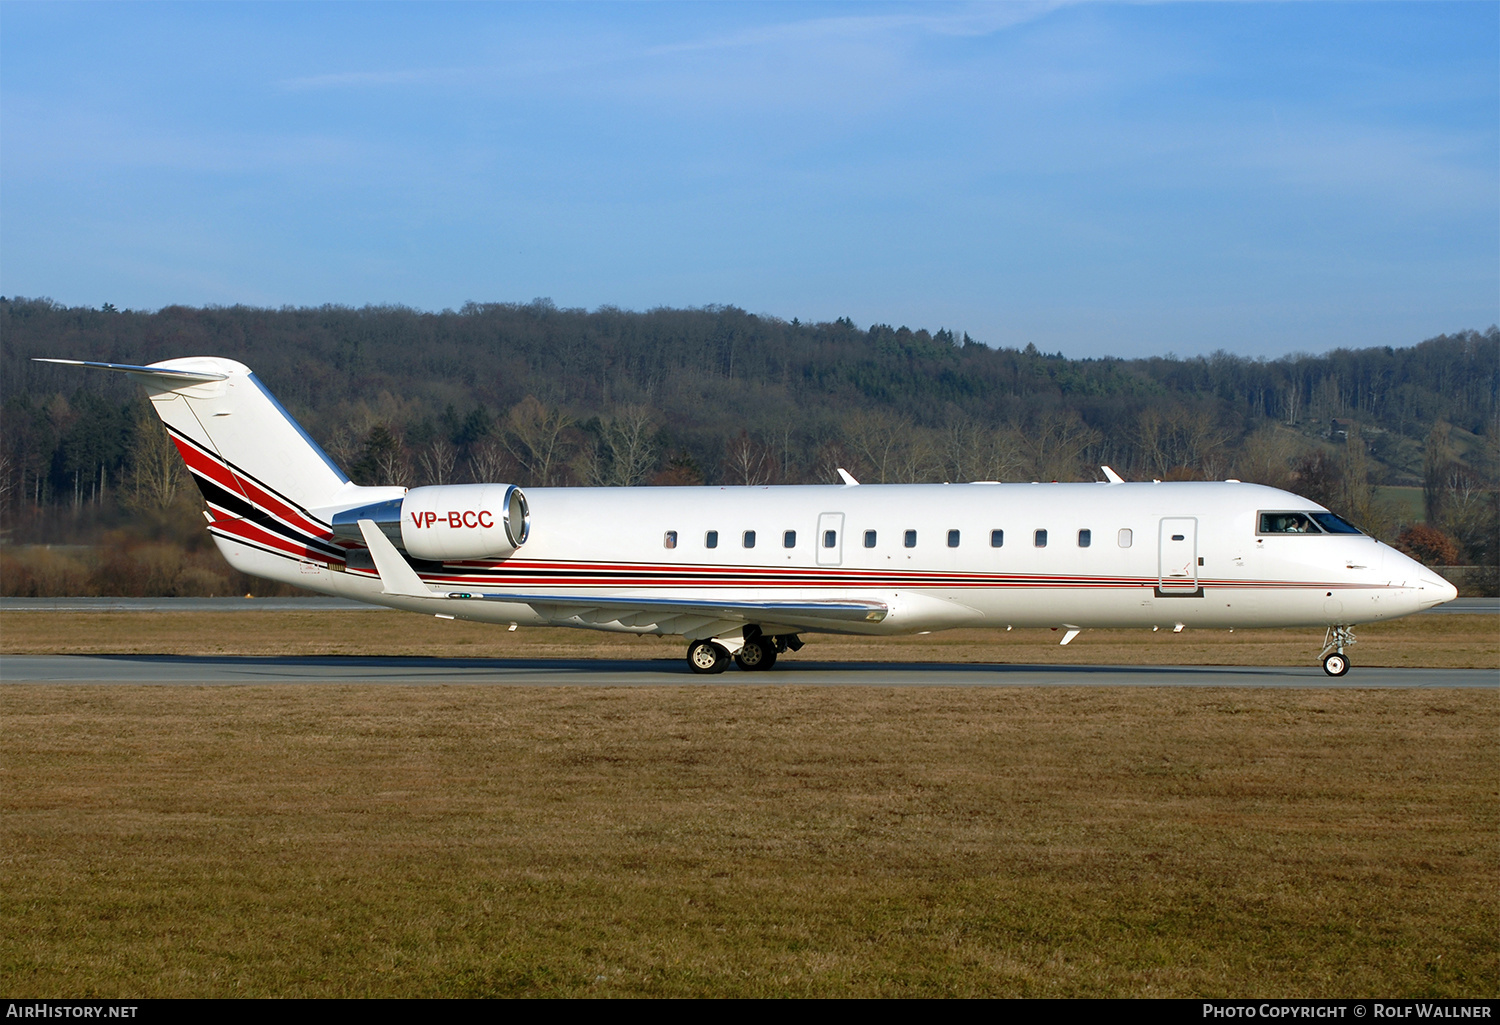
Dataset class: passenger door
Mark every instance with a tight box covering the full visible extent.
[1158,517,1201,595]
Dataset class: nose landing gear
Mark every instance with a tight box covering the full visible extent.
[1319,625,1356,676]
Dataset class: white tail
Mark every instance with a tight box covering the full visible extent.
[34,357,391,574]
[41,356,349,509]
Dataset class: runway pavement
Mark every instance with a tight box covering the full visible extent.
[2,596,1496,613]
[1,653,1493,687]
[0,597,388,612]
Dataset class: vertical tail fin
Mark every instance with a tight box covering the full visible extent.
[36,355,352,528]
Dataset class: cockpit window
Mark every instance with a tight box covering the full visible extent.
[1258,512,1322,534]
[1309,512,1362,535]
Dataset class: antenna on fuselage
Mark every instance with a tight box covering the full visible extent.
[836,468,860,486]
[1101,465,1125,484]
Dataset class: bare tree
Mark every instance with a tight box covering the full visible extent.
[417,439,458,486]
[941,417,986,482]
[892,431,942,483]
[467,438,518,484]
[813,438,858,486]
[322,425,362,473]
[601,405,658,487]
[1233,425,1301,490]
[504,396,575,487]
[0,450,15,513]
[126,408,189,512]
[1135,407,1170,478]
[1423,421,1453,524]
[841,410,912,484]
[722,429,775,485]
[1135,406,1229,479]
[362,424,413,488]
[1019,409,1100,481]
[578,405,659,487]
[1336,425,1391,538]
[971,424,1027,483]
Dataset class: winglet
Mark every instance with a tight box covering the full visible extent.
[837,468,860,486]
[1101,465,1125,484]
[357,519,436,598]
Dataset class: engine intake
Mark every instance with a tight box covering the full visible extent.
[330,484,529,561]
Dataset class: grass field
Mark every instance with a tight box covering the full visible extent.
[1,613,1496,998]
[1374,485,1426,525]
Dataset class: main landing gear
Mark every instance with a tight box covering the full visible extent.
[686,630,801,675]
[687,639,730,674]
[1319,625,1356,677]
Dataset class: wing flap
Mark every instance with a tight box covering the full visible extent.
[446,589,888,635]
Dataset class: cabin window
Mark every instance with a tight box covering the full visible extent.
[783,530,797,548]
[743,530,756,548]
[1034,529,1048,548]
[947,529,960,548]
[1078,529,1091,548]
[1118,528,1132,548]
[990,529,1004,548]
[864,530,877,548]
[664,531,678,549]
[904,530,917,548]
[705,530,718,549]
[823,530,837,548]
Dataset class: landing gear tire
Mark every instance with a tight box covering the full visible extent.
[734,637,777,671]
[687,640,730,675]
[1322,652,1349,677]
[1319,625,1356,678]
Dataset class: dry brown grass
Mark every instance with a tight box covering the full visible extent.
[1,609,1495,668]
[1,684,1496,998]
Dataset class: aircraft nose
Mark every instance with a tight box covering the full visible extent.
[1421,573,1459,607]
[1386,546,1459,610]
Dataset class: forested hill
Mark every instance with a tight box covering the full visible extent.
[5,299,1496,442]
[1,298,1496,573]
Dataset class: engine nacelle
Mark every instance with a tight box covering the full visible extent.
[400,484,529,560]
[330,484,530,561]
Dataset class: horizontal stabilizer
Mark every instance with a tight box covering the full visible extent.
[33,358,229,383]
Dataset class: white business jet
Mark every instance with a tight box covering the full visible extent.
[40,356,1457,676]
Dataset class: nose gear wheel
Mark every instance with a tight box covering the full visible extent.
[1319,625,1356,676]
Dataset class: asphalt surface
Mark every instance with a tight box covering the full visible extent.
[0,597,387,611]
[4,596,1492,688]
[1,653,1493,687]
[3,596,1496,614]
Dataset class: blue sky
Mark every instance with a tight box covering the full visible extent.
[2,2,1495,359]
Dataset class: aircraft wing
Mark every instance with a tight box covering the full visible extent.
[355,519,887,637]
[465,591,886,637]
